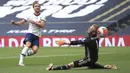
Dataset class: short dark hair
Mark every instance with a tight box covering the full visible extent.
[32,1,40,8]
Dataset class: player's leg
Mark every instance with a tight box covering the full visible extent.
[19,42,31,66]
[27,45,39,56]
[46,58,89,70]
[88,63,105,69]
[19,37,32,66]
[46,63,71,70]
[18,33,32,66]
[88,63,117,69]
[26,36,39,56]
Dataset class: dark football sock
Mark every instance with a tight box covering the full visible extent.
[52,65,70,70]
[88,63,106,69]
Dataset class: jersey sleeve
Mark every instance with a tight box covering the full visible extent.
[69,38,86,45]
[69,37,98,45]
[22,15,30,22]
[40,16,46,22]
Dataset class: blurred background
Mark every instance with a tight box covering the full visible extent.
[0,0,130,47]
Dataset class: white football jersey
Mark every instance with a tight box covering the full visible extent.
[24,13,46,37]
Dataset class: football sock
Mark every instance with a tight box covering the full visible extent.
[52,65,70,70]
[88,63,106,69]
[26,49,34,56]
[19,46,29,64]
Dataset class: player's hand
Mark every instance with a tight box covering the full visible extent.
[11,20,15,25]
[56,40,67,46]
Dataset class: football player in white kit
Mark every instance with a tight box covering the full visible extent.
[11,1,46,66]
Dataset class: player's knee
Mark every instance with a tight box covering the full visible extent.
[32,49,38,54]
[25,41,31,47]
[32,46,39,54]
[33,50,38,54]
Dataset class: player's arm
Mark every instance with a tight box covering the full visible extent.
[11,19,26,26]
[35,20,45,28]
[56,39,85,46]
[56,37,98,46]
[69,40,84,45]
[69,38,88,45]
[27,19,45,28]
[69,37,98,45]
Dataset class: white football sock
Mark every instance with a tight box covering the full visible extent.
[19,46,29,64]
[27,49,34,56]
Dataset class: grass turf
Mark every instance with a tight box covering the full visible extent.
[0,47,129,73]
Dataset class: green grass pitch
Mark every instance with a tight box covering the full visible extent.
[0,47,130,73]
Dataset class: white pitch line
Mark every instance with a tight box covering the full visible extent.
[0,52,115,60]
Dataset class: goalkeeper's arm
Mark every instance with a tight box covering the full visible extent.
[69,37,98,45]
[56,37,98,46]
[56,39,85,45]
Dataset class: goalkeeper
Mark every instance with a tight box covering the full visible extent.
[46,24,117,70]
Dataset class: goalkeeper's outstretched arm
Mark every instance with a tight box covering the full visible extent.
[69,40,84,45]
[56,37,98,46]
[69,37,98,45]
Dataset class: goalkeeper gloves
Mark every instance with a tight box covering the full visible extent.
[56,40,69,46]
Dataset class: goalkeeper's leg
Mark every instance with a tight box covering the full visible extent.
[46,58,117,70]
[88,63,117,69]
[46,58,89,70]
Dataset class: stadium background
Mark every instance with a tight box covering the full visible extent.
[0,0,130,47]
[0,0,130,73]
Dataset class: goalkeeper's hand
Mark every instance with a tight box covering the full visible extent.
[56,40,69,46]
